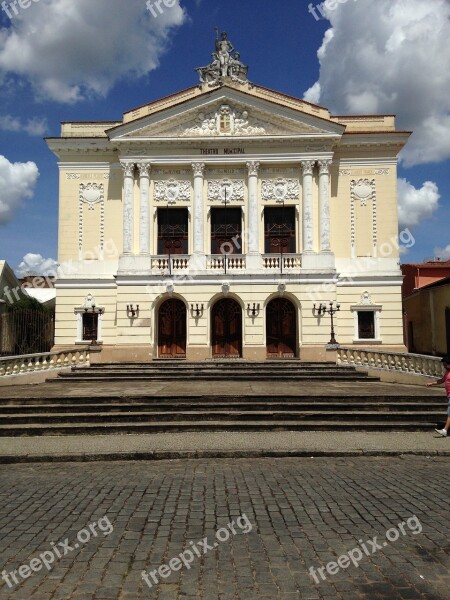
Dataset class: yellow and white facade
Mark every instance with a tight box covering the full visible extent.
[47,55,410,362]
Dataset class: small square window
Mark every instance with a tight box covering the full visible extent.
[358,311,375,339]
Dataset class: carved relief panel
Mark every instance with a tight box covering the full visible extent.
[350,179,377,257]
[79,183,105,256]
[261,178,300,202]
[153,179,192,204]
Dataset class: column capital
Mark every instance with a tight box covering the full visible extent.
[247,161,260,177]
[318,160,332,175]
[121,162,135,178]
[301,160,315,176]
[192,162,205,177]
[137,162,151,178]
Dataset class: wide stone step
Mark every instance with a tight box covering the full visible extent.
[0,395,440,407]
[0,410,441,425]
[0,420,440,436]
[0,398,442,415]
[68,368,361,375]
[54,374,378,382]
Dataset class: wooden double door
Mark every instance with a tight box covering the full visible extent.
[266,298,297,358]
[212,299,242,358]
[158,299,186,358]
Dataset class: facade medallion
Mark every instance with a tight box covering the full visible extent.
[262,178,300,202]
[154,179,192,203]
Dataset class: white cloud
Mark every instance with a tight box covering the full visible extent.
[16,254,58,277]
[304,0,450,166]
[0,0,186,103]
[0,155,39,224]
[433,245,450,261]
[0,115,47,136]
[397,178,440,228]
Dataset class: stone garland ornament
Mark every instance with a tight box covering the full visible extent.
[350,179,378,255]
[208,179,245,202]
[262,178,300,202]
[153,180,192,203]
[351,179,375,206]
[79,183,105,255]
[79,183,104,210]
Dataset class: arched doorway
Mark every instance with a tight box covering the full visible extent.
[211,298,242,358]
[158,299,187,358]
[266,298,297,358]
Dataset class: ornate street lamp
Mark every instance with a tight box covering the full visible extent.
[314,301,341,345]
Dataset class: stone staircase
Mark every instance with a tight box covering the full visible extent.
[0,361,445,435]
[54,360,379,382]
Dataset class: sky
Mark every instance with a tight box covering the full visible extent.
[0,0,449,275]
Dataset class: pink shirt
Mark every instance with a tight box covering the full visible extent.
[444,370,450,397]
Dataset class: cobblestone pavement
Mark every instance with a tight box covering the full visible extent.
[0,458,449,600]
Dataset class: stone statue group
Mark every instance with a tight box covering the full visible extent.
[196,29,249,85]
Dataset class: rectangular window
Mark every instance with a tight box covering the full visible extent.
[158,208,189,255]
[264,207,296,254]
[358,311,375,339]
[211,208,242,255]
[82,313,98,342]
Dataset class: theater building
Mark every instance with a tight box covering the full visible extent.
[46,35,410,362]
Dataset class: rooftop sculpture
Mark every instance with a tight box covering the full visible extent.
[196,28,249,86]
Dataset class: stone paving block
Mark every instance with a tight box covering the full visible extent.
[0,457,449,599]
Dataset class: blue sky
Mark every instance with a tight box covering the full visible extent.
[0,0,449,274]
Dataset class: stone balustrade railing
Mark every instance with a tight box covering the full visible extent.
[337,347,443,377]
[207,255,246,270]
[262,254,302,270]
[0,348,90,378]
[151,256,190,272]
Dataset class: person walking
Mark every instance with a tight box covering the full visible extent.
[426,355,450,436]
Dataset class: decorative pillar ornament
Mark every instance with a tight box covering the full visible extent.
[247,161,260,255]
[137,162,151,256]
[192,162,206,258]
[318,160,332,253]
[301,160,315,254]
[121,162,135,255]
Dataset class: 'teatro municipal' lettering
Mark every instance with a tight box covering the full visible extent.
[200,148,246,155]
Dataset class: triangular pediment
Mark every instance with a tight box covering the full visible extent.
[108,86,345,141]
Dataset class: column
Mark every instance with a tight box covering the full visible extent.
[301,160,315,254]
[318,160,332,253]
[247,161,260,255]
[121,162,135,255]
[192,162,205,261]
[137,162,151,255]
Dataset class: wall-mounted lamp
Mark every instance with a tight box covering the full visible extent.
[127,304,139,318]
[191,303,204,318]
[247,303,260,317]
